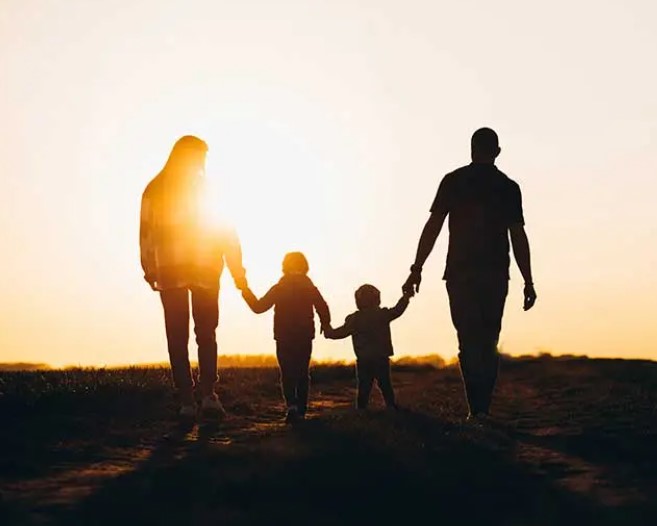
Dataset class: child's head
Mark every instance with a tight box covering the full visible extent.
[282,251,309,275]
[355,284,381,310]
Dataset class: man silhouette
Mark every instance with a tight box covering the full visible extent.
[140,136,247,420]
[403,128,536,421]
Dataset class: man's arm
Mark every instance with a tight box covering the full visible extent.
[242,286,276,314]
[387,293,411,321]
[402,211,447,295]
[509,224,537,311]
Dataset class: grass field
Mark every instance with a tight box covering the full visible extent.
[1,357,656,525]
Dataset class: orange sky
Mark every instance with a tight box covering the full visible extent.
[1,0,656,366]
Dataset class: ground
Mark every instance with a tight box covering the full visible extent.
[1,357,656,525]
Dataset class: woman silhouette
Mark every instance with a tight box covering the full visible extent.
[140,136,247,420]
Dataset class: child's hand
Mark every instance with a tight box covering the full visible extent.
[320,324,332,337]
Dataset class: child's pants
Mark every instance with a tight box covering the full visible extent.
[356,357,396,409]
[276,339,313,414]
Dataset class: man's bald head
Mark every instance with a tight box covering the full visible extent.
[471,127,501,163]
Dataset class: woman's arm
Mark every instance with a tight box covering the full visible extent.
[223,226,248,290]
[139,193,156,290]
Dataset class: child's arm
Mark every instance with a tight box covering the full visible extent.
[324,315,354,340]
[387,291,411,321]
[242,286,277,314]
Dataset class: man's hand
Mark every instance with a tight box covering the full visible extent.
[402,268,422,297]
[523,283,537,311]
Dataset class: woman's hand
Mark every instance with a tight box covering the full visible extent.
[234,274,248,291]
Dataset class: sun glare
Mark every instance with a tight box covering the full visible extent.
[202,123,335,286]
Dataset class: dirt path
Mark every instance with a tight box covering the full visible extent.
[1,390,355,523]
[2,361,656,525]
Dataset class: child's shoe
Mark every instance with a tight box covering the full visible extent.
[179,403,197,420]
[285,405,300,424]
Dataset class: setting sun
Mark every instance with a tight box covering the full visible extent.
[203,120,335,283]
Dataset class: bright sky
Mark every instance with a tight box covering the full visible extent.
[1,0,656,366]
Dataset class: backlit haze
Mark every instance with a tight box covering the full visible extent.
[1,0,656,366]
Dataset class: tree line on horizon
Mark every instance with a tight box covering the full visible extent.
[0,352,608,372]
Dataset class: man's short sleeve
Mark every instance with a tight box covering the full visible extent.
[507,182,525,226]
[429,174,452,215]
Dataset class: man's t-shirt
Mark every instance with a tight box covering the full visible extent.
[431,163,524,280]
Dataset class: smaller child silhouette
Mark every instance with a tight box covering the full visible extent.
[242,252,330,423]
[324,285,411,409]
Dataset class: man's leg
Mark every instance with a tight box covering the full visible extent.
[356,360,375,409]
[479,279,508,414]
[191,286,220,398]
[457,346,485,415]
[375,358,397,408]
[160,289,194,402]
[447,279,487,416]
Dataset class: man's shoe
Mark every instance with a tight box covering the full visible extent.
[466,412,490,426]
[201,394,226,420]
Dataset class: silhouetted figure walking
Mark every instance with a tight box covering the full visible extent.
[140,136,247,420]
[241,252,331,423]
[325,285,411,410]
[403,128,536,421]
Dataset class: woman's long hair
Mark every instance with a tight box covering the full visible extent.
[162,135,208,179]
[154,135,209,226]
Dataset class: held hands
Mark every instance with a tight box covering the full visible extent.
[234,273,249,292]
[402,265,422,297]
[321,323,333,338]
[523,283,537,311]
